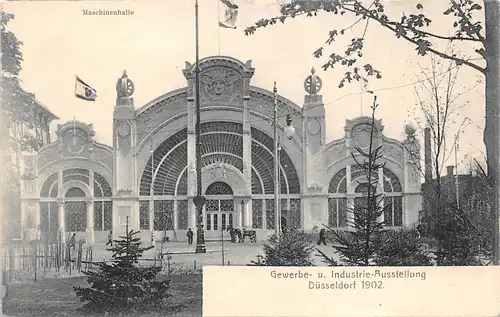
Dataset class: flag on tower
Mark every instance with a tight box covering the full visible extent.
[74,76,97,101]
[219,0,239,29]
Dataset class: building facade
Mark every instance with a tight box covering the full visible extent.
[19,56,422,243]
[6,98,58,240]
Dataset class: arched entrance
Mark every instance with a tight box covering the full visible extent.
[204,181,234,236]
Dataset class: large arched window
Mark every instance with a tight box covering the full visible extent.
[328,166,403,228]
[39,169,113,241]
[138,121,302,232]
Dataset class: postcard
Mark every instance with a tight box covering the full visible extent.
[1,0,499,316]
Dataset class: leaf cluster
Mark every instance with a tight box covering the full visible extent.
[245,0,485,91]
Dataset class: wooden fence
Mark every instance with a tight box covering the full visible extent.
[2,240,167,283]
[2,240,93,283]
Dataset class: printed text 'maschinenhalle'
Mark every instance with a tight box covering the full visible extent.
[82,9,134,16]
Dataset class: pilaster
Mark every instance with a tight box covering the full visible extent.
[242,95,252,198]
[86,199,94,243]
[58,200,65,243]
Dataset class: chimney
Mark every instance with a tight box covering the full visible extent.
[424,127,432,182]
[447,165,454,177]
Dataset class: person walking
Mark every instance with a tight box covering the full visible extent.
[106,231,113,246]
[186,228,194,245]
[317,228,327,245]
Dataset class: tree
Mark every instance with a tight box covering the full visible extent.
[74,221,171,315]
[374,229,432,266]
[245,0,500,264]
[250,231,316,266]
[404,53,487,263]
[1,11,39,241]
[320,97,389,266]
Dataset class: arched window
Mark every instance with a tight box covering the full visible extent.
[39,169,113,241]
[328,168,348,228]
[328,166,404,228]
[93,172,113,232]
[64,187,86,232]
[382,167,403,226]
[206,181,233,195]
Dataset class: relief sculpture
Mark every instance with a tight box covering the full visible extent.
[200,68,242,104]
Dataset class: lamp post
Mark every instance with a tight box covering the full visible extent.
[193,0,206,253]
[273,82,295,238]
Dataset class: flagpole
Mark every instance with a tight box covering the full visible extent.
[217,0,221,55]
[194,0,207,254]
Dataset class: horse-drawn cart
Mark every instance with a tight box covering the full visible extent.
[241,229,257,243]
[227,228,257,243]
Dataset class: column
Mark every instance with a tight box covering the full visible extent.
[173,200,178,230]
[20,203,26,240]
[188,198,196,229]
[238,200,244,228]
[149,199,154,243]
[58,201,65,243]
[244,199,252,228]
[34,202,41,240]
[346,165,354,228]
[377,166,384,223]
[86,199,94,243]
[242,96,252,196]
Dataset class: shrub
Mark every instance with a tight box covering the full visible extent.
[250,231,315,266]
[374,229,432,266]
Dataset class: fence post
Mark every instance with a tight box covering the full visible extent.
[34,242,37,282]
[89,247,93,271]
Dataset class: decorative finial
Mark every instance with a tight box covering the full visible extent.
[304,67,322,95]
[405,124,416,137]
[116,69,135,99]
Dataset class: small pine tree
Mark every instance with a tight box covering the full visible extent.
[250,231,315,266]
[74,219,170,315]
[322,97,388,266]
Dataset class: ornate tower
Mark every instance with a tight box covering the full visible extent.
[112,70,138,235]
[301,68,328,230]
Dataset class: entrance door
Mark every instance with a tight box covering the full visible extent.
[204,181,235,239]
[205,199,234,234]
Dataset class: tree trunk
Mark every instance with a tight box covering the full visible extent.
[484,0,500,265]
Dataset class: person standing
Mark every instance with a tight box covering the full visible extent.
[106,231,113,246]
[186,228,194,245]
[69,233,76,250]
[317,228,327,245]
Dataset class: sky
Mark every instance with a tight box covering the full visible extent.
[4,0,486,173]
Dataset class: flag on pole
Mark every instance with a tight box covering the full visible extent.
[74,76,97,101]
[219,0,239,29]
